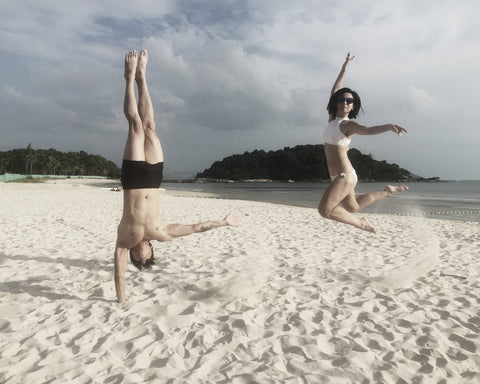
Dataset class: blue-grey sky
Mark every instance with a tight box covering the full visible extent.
[1,0,479,180]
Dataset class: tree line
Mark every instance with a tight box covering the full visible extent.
[2,144,418,182]
[0,145,121,178]
[196,144,413,182]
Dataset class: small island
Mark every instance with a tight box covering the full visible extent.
[195,144,439,183]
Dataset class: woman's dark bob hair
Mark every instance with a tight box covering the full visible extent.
[327,87,362,119]
[130,247,155,271]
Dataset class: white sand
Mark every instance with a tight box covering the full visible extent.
[1,179,479,383]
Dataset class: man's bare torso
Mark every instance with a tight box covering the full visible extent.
[116,189,170,248]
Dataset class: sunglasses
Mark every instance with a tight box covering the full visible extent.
[336,97,354,104]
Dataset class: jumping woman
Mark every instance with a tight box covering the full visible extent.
[318,53,408,233]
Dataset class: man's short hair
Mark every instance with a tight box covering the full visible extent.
[129,246,155,271]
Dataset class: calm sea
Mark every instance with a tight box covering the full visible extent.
[163,180,480,223]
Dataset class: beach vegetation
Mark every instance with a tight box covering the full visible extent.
[0,147,121,178]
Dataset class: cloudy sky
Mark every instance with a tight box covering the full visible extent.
[1,0,479,180]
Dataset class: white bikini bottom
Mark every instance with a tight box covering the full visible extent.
[330,169,358,182]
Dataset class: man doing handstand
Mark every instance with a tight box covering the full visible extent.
[114,50,239,303]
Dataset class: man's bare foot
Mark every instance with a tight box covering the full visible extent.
[384,184,408,196]
[360,217,377,233]
[224,212,241,226]
[124,50,138,81]
[135,49,148,80]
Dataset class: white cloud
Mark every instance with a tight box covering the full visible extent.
[405,86,435,110]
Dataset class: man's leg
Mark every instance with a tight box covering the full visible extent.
[165,213,240,238]
[123,50,145,161]
[135,49,164,164]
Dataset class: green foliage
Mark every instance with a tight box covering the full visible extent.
[0,147,121,178]
[196,144,412,182]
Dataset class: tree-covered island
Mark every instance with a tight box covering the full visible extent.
[196,144,437,182]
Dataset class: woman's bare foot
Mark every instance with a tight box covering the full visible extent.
[135,49,148,80]
[124,50,138,81]
[384,184,408,196]
[360,217,377,233]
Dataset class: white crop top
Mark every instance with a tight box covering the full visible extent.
[323,116,351,148]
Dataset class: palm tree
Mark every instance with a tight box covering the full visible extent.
[25,143,32,175]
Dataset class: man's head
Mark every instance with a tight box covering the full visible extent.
[129,240,155,271]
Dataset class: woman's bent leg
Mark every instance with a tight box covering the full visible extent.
[319,175,376,233]
[342,184,409,212]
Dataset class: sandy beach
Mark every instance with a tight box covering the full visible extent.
[0,179,479,384]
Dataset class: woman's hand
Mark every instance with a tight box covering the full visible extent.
[342,52,355,69]
[390,124,407,136]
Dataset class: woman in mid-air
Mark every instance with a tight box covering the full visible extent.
[318,53,408,233]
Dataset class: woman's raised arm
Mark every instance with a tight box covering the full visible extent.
[331,52,355,95]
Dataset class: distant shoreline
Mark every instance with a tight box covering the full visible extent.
[2,173,466,186]
[164,177,448,184]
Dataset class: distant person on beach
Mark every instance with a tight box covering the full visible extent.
[114,50,240,303]
[318,53,408,233]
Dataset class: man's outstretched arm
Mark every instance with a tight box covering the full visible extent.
[165,212,240,239]
[114,244,129,303]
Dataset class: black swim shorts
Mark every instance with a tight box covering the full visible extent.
[121,160,164,190]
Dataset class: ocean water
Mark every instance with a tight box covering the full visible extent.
[163,180,480,223]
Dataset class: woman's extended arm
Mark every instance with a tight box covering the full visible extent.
[331,53,355,95]
[341,120,407,137]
